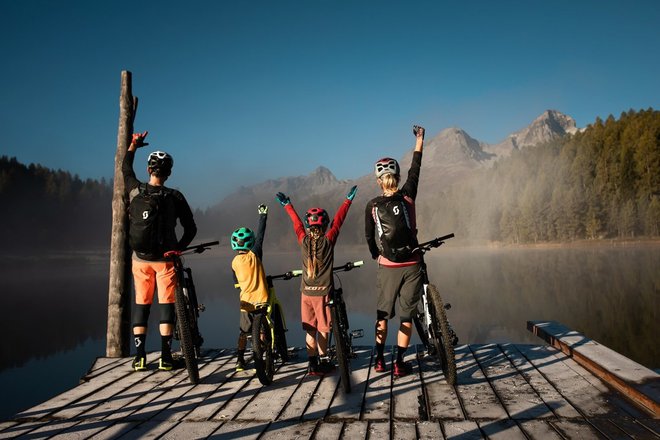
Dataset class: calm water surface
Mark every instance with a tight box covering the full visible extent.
[0,244,658,420]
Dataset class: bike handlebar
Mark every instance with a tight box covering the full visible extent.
[266,260,364,282]
[413,233,455,253]
[164,241,220,258]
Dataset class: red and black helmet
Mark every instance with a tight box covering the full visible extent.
[304,207,330,229]
[374,157,399,178]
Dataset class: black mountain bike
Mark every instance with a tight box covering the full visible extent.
[165,240,219,385]
[245,270,294,386]
[327,260,364,393]
[411,233,459,385]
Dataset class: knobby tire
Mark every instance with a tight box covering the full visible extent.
[331,306,351,393]
[428,284,457,385]
[252,311,274,386]
[175,285,200,384]
[271,304,288,363]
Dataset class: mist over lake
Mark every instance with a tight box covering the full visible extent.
[0,243,657,420]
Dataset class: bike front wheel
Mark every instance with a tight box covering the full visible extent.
[175,285,200,384]
[427,284,457,385]
[252,311,274,386]
[331,306,351,393]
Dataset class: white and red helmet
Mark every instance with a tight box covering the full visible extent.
[374,157,399,178]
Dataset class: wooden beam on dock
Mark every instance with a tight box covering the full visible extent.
[528,320,660,417]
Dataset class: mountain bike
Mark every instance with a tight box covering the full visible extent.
[411,233,458,385]
[164,240,219,385]
[327,260,364,393]
[237,269,295,386]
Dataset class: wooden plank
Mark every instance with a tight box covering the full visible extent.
[453,345,508,420]
[341,420,368,439]
[208,421,268,439]
[442,420,483,439]
[418,344,463,421]
[470,344,553,420]
[416,420,445,439]
[517,420,563,440]
[276,370,323,422]
[476,419,527,440]
[362,347,393,421]
[501,344,581,419]
[517,344,627,418]
[213,370,267,421]
[303,369,339,421]
[609,417,660,439]
[160,421,224,439]
[184,354,252,421]
[326,348,373,421]
[115,420,178,439]
[550,419,607,439]
[0,420,51,439]
[235,358,308,421]
[313,421,344,440]
[637,419,660,436]
[90,421,140,440]
[367,421,391,439]
[529,320,660,416]
[391,421,416,440]
[148,351,235,422]
[260,420,317,439]
[12,354,140,420]
[392,349,424,421]
[589,419,635,440]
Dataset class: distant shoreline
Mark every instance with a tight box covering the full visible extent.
[1,237,659,260]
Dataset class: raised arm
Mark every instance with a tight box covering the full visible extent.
[276,192,306,243]
[326,185,357,244]
[123,131,149,192]
[252,204,268,259]
[401,125,424,200]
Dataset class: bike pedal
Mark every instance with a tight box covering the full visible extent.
[351,329,364,339]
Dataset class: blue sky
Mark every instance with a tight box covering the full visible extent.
[1,0,658,208]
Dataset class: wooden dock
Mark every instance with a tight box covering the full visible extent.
[1,322,658,439]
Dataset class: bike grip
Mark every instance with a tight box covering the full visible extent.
[353,260,364,267]
[291,269,303,277]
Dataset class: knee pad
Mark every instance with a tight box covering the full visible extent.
[159,303,175,325]
[132,304,151,328]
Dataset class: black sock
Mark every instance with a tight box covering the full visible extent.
[237,349,245,362]
[161,335,173,359]
[397,345,406,363]
[308,355,319,367]
[134,334,146,357]
[376,343,385,359]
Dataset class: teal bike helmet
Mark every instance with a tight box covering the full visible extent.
[231,227,255,251]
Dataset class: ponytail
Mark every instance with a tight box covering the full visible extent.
[379,173,399,193]
[305,226,322,279]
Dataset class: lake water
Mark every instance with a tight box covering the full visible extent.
[0,244,658,420]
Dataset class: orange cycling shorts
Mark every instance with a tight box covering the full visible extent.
[132,259,177,305]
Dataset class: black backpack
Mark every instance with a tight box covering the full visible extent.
[128,183,172,258]
[372,193,418,262]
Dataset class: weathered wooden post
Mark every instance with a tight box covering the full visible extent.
[106,71,138,357]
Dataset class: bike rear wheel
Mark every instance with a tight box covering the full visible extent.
[252,310,274,386]
[427,284,457,385]
[331,306,351,393]
[271,304,288,363]
[175,284,200,384]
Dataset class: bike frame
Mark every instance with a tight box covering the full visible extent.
[414,233,454,340]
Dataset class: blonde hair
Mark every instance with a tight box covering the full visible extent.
[306,226,323,279]
[379,173,399,194]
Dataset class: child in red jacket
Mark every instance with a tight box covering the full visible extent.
[276,186,357,375]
